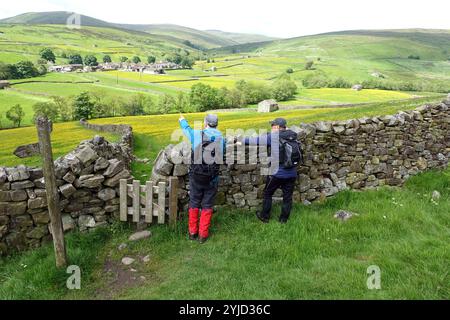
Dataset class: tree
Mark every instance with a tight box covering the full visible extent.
[286,68,294,74]
[166,53,182,64]
[68,54,83,65]
[52,96,73,122]
[189,83,219,112]
[84,55,98,67]
[180,56,194,68]
[0,62,17,80]
[0,112,5,129]
[119,56,128,63]
[15,61,39,79]
[158,94,176,114]
[174,92,189,113]
[6,104,25,127]
[147,55,156,64]
[131,56,141,64]
[119,94,149,116]
[39,48,56,63]
[73,92,95,120]
[271,79,298,101]
[305,61,314,70]
[33,102,59,122]
[103,55,112,63]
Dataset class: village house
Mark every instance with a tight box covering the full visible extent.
[48,64,83,73]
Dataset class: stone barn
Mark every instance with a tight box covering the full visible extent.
[258,99,279,113]
[0,80,10,89]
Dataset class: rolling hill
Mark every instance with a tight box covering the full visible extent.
[212,29,450,86]
[0,11,275,49]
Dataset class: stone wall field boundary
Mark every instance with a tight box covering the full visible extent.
[152,97,450,212]
[79,119,133,150]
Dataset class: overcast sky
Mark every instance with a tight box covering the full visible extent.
[1,0,449,38]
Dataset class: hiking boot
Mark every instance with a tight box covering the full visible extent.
[189,233,198,241]
[199,236,208,244]
[256,211,269,223]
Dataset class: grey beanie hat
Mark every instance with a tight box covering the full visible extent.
[205,114,218,127]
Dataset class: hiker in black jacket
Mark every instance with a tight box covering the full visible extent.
[243,118,301,224]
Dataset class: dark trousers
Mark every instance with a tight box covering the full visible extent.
[261,176,296,221]
[189,173,219,209]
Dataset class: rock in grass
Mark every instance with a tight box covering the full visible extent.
[334,210,357,221]
[118,243,127,251]
[121,257,135,265]
[432,190,441,201]
[128,230,152,242]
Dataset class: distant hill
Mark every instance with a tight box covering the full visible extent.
[0,11,276,49]
[205,30,277,44]
[214,29,450,59]
[0,11,115,28]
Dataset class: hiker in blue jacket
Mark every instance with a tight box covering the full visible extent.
[243,118,300,224]
[179,114,224,243]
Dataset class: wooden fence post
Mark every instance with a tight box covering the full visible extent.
[36,117,67,268]
[168,177,178,227]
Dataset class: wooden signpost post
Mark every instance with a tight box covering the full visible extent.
[36,117,67,268]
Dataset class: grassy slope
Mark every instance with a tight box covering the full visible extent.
[205,29,278,44]
[212,29,450,86]
[0,23,190,64]
[0,11,273,50]
[1,167,448,299]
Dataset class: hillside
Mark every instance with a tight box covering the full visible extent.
[212,29,450,86]
[0,11,274,49]
[0,23,192,64]
[205,29,278,45]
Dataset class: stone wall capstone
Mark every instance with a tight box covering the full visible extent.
[0,135,133,255]
[151,99,450,212]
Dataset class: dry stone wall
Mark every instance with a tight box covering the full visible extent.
[152,99,450,212]
[0,135,133,255]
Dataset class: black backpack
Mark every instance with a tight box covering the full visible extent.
[278,130,303,169]
[190,131,221,177]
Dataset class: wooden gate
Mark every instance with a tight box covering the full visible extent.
[119,177,178,226]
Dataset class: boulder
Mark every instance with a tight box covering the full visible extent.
[62,171,76,184]
[28,197,47,210]
[10,190,28,202]
[31,211,50,224]
[6,166,30,182]
[0,201,27,216]
[13,143,40,158]
[103,159,124,177]
[59,184,77,198]
[98,188,116,201]
[78,215,96,228]
[128,230,152,241]
[103,169,131,187]
[79,175,105,188]
[10,180,34,190]
[153,150,174,176]
[74,146,98,165]
[94,157,110,172]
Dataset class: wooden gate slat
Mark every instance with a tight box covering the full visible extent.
[132,180,140,223]
[158,182,166,224]
[119,179,127,221]
[145,181,154,223]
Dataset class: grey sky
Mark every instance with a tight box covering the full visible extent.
[1,0,449,38]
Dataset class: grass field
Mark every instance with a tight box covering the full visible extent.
[1,167,448,299]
